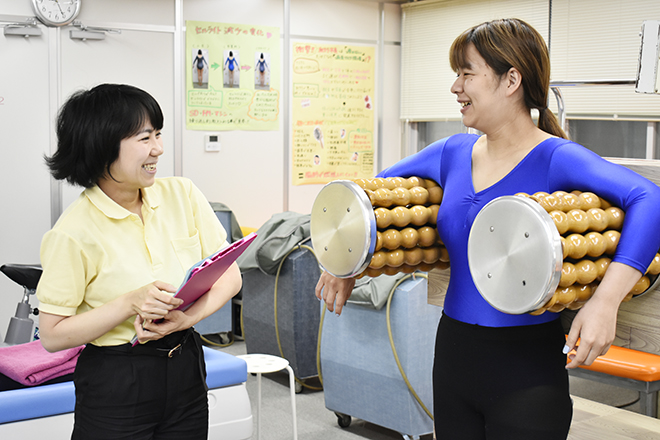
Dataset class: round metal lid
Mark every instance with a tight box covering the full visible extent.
[467,195,563,314]
[310,181,376,278]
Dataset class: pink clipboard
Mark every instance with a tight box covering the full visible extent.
[131,232,257,346]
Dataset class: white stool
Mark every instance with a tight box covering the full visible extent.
[237,354,298,440]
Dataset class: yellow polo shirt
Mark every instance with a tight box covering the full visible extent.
[36,177,227,346]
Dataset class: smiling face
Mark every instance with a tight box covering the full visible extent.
[99,123,163,200]
[450,44,508,133]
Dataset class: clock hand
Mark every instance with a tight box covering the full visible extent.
[54,0,64,15]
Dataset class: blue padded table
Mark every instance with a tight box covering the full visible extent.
[0,346,252,440]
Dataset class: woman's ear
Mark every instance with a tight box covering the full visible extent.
[505,67,523,96]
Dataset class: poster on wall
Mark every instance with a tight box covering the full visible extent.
[291,43,375,185]
[186,21,280,131]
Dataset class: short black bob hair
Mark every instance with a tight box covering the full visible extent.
[45,84,164,188]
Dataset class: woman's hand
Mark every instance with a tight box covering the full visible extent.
[129,281,182,322]
[133,310,191,344]
[564,295,619,369]
[564,261,641,369]
[315,271,356,316]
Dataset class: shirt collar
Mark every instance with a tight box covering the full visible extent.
[84,184,161,219]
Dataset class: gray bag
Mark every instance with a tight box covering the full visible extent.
[347,272,410,310]
[236,211,311,275]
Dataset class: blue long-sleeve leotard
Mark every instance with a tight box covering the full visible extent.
[379,133,660,327]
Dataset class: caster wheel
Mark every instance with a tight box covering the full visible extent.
[295,381,304,394]
[335,412,351,428]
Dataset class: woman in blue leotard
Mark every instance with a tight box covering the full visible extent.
[255,53,269,87]
[193,49,208,86]
[316,18,660,439]
[224,51,239,87]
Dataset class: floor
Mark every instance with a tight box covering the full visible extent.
[209,336,653,440]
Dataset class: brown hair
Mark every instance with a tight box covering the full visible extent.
[449,18,567,139]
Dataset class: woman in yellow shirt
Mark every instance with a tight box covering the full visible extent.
[37,83,242,439]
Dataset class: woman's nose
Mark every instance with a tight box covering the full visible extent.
[151,139,164,156]
[451,76,462,94]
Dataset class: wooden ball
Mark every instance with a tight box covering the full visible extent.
[647,253,660,275]
[387,249,405,267]
[389,177,407,189]
[372,177,388,189]
[381,229,402,250]
[424,179,439,188]
[631,276,651,296]
[585,231,606,257]
[370,251,387,269]
[539,193,560,212]
[602,230,621,254]
[400,227,420,249]
[439,246,450,262]
[604,207,624,230]
[375,207,393,229]
[428,205,440,226]
[407,176,425,188]
[418,226,437,247]
[563,193,582,211]
[567,209,589,233]
[560,236,569,260]
[391,187,412,206]
[595,257,611,280]
[566,233,588,259]
[365,189,377,206]
[382,266,400,276]
[373,188,393,207]
[555,285,578,306]
[421,246,440,264]
[586,208,608,232]
[391,206,412,228]
[575,283,595,302]
[428,186,443,204]
[375,231,383,251]
[409,187,429,205]
[575,259,598,284]
[404,248,424,266]
[409,205,430,226]
[579,192,601,210]
[550,210,569,235]
[559,262,577,287]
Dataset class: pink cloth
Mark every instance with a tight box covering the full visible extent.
[0,340,84,386]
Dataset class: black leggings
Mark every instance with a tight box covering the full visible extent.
[433,314,572,440]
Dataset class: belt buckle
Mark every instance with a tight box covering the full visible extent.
[168,343,182,358]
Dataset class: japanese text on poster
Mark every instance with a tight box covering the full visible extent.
[186,21,280,131]
[292,43,375,185]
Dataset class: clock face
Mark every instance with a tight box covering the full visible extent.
[32,0,81,27]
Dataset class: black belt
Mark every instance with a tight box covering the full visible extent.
[89,328,194,358]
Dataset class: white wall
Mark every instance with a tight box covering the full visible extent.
[181,0,402,227]
[0,0,401,340]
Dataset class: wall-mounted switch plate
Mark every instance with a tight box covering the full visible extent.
[205,134,221,152]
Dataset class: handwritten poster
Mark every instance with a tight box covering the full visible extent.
[186,21,280,131]
[291,43,375,185]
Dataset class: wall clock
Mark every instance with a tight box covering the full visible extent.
[31,0,81,27]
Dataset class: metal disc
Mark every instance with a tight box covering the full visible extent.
[310,181,376,278]
[467,196,562,314]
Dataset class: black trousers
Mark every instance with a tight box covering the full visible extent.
[71,329,208,440]
[433,314,573,440]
